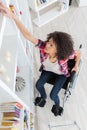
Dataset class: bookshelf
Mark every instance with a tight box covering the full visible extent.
[75,0,87,6]
[0,0,34,130]
[28,0,69,27]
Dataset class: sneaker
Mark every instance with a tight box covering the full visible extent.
[34,97,46,107]
[51,105,63,116]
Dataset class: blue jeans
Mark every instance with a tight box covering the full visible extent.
[36,70,67,106]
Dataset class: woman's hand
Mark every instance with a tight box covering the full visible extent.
[71,50,81,74]
[0,2,38,44]
[0,2,16,19]
[72,65,79,74]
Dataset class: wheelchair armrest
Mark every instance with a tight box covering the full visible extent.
[69,58,82,83]
[69,70,76,83]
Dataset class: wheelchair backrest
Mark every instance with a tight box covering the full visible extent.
[62,59,76,89]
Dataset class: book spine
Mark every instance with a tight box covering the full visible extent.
[0,102,23,109]
[1,121,19,126]
[0,106,20,111]
[15,103,23,109]
[3,114,20,118]
[3,112,20,117]
[0,104,22,110]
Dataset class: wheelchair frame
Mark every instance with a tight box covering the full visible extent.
[62,60,82,111]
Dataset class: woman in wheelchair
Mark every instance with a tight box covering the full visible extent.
[34,32,81,116]
[0,3,81,116]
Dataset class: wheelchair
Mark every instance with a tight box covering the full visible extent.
[46,59,79,116]
[34,46,82,116]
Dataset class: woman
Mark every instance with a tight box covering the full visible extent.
[0,3,81,116]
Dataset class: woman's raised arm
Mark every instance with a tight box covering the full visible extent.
[0,2,38,45]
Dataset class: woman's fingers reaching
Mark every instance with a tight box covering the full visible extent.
[0,2,7,11]
[0,2,15,19]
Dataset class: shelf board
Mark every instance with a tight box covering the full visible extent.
[6,0,10,5]
[0,81,16,103]
[33,6,68,27]
[15,65,34,112]
[37,0,58,11]
[17,38,33,67]
[16,0,29,13]
[0,0,11,48]
[76,0,87,6]
[4,18,18,36]
[0,15,6,48]
[0,35,18,91]
[0,79,30,111]
[0,15,18,48]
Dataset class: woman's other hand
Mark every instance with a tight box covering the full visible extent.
[72,65,79,74]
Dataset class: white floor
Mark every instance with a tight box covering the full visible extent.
[31,1,87,130]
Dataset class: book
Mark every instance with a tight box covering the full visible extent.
[3,112,20,118]
[3,116,20,121]
[1,121,19,126]
[0,128,18,130]
[0,106,21,113]
[0,102,23,109]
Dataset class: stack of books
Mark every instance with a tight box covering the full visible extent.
[0,102,23,130]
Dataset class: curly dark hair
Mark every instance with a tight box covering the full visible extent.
[46,31,74,60]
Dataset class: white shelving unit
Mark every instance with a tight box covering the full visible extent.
[75,0,87,6]
[28,0,69,27]
[0,0,34,130]
[0,0,10,48]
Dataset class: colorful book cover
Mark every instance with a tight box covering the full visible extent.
[0,128,19,130]
[3,116,20,121]
[0,105,21,113]
[0,102,23,109]
[3,112,20,118]
[1,121,19,126]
